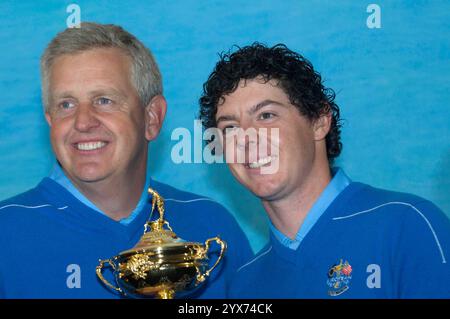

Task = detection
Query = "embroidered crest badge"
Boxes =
[327,259,352,296]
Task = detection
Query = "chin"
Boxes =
[251,188,282,201]
[71,167,109,183]
[231,166,280,196]
[242,179,283,201]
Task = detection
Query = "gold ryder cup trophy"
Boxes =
[96,188,227,299]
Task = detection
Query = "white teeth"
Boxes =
[249,156,272,169]
[76,141,106,151]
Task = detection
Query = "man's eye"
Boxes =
[60,101,75,109]
[259,112,276,120]
[96,97,113,105]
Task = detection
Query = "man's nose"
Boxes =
[74,104,100,132]
[235,124,258,149]
[236,133,257,150]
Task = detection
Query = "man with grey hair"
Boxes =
[0,22,252,298]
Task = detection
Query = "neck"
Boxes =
[70,166,147,221]
[262,161,331,240]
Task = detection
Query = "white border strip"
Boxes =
[0,204,68,211]
[238,246,273,272]
[164,198,217,204]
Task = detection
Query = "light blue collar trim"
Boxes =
[269,167,351,250]
[49,163,150,225]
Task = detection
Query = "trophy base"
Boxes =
[136,285,175,299]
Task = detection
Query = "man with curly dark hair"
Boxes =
[199,43,450,298]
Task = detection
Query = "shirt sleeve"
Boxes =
[396,200,450,298]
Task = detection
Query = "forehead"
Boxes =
[217,79,289,114]
[48,47,132,92]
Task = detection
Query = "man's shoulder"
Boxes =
[351,184,450,286]
[0,180,58,233]
[0,183,47,216]
[349,182,428,205]
[338,182,450,250]
[0,177,71,219]
[343,182,447,219]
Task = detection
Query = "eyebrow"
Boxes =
[216,114,238,124]
[88,89,127,99]
[247,99,285,115]
[51,91,75,100]
[54,87,126,98]
[216,99,286,125]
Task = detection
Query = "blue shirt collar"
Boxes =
[49,163,151,225]
[269,167,351,250]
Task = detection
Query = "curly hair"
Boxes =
[199,43,342,164]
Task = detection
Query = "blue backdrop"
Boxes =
[0,0,449,252]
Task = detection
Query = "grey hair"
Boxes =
[40,22,162,111]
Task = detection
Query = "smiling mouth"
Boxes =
[247,156,273,169]
[75,141,108,151]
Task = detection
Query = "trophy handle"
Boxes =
[96,259,123,294]
[197,236,227,283]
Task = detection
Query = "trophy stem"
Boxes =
[157,288,175,299]
[148,188,165,223]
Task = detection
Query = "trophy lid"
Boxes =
[118,189,206,258]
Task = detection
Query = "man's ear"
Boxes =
[45,112,52,127]
[313,111,332,141]
[144,95,167,141]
